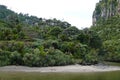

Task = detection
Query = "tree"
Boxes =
[77,31,89,44]
[48,26,62,37]
[6,14,19,27]
[77,29,102,49]
[10,51,22,65]
[62,26,79,37]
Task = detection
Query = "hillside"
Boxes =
[0,5,102,67]
[93,0,120,25]
[91,0,120,62]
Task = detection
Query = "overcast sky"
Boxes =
[0,0,99,29]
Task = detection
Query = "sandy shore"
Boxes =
[0,64,120,72]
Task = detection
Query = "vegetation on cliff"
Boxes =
[91,0,120,62]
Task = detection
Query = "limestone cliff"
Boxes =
[93,0,120,25]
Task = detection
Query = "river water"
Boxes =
[0,71,120,80]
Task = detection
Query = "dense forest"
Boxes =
[0,1,119,67]
[0,5,102,66]
[92,0,120,62]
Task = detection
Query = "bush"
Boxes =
[47,49,74,66]
[43,40,59,49]
[73,43,88,59]
[23,52,45,67]
[0,50,11,66]
[23,53,36,67]
[60,42,75,53]
[103,40,120,62]
[83,49,98,65]
[10,51,22,65]
[23,48,74,67]
[0,41,25,53]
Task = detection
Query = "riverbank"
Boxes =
[0,64,120,72]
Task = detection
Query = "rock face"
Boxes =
[93,0,120,25]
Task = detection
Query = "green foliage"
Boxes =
[48,26,62,37]
[62,27,80,36]
[43,40,59,49]
[10,51,22,65]
[84,49,98,65]
[60,42,75,53]
[77,29,102,49]
[73,43,88,59]
[91,0,120,63]
[0,41,25,53]
[23,49,74,67]
[93,0,119,24]
[0,4,102,67]
[103,40,120,62]
[46,49,74,66]
[23,53,37,67]
[0,49,11,66]
[62,27,80,40]
[39,46,47,55]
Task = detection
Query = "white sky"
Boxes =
[0,0,99,29]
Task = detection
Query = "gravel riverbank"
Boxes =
[0,64,120,72]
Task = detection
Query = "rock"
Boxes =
[93,0,120,26]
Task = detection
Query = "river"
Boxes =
[0,62,120,80]
[0,71,120,80]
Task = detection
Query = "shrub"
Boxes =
[0,49,11,66]
[73,43,88,59]
[47,49,74,66]
[23,53,36,67]
[83,49,98,65]
[10,51,22,65]
[23,53,45,67]
[43,40,59,49]
[103,40,120,62]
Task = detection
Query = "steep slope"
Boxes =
[93,0,120,25]
[0,5,102,66]
[91,0,120,62]
[0,5,15,20]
